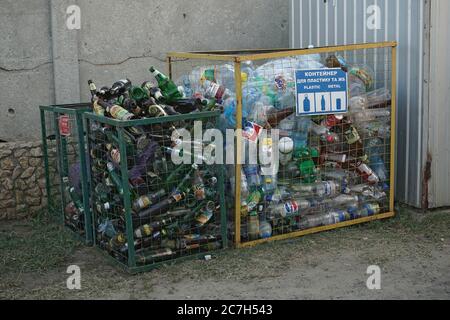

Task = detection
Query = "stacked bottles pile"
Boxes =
[174,54,391,242]
[63,166,85,234]
[89,66,222,122]
[87,68,225,266]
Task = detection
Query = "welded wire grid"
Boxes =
[41,107,90,239]
[86,114,226,268]
[169,45,394,245]
[42,109,63,218]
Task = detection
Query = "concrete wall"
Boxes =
[0,0,289,142]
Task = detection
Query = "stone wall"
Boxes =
[0,140,64,220]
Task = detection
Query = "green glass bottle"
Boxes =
[132,189,167,212]
[192,164,206,201]
[149,66,183,102]
[136,248,175,265]
[129,86,149,102]
[66,186,84,213]
[106,162,124,195]
[109,233,127,251]
[97,99,135,121]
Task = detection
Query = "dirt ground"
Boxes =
[1,206,449,300]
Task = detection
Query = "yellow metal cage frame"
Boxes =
[167,41,397,248]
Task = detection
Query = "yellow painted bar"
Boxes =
[390,45,398,212]
[168,42,397,62]
[234,61,243,246]
[237,212,396,249]
[167,52,236,61]
[235,42,398,62]
[178,48,313,55]
[166,56,172,79]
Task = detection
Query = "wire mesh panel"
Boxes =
[168,42,396,247]
[39,104,92,244]
[85,111,227,273]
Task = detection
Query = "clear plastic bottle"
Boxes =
[322,194,360,208]
[290,181,342,198]
[243,165,261,189]
[366,138,389,182]
[267,198,317,218]
[229,167,249,200]
[292,117,311,151]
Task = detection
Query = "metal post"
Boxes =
[53,112,66,224]
[390,44,398,213]
[233,60,243,247]
[117,127,136,268]
[76,111,93,244]
[40,108,52,212]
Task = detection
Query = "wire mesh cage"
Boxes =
[39,104,93,244]
[168,42,397,247]
[84,111,228,273]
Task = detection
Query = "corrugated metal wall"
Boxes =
[427,0,450,208]
[289,0,429,208]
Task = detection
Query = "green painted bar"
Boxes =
[117,128,137,268]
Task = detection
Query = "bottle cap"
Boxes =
[241,72,248,83]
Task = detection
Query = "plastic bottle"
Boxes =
[223,97,249,129]
[322,194,360,208]
[292,181,341,198]
[202,80,232,102]
[310,121,339,143]
[266,198,317,218]
[279,137,294,166]
[366,138,389,182]
[259,220,273,239]
[292,117,311,151]
[247,212,260,241]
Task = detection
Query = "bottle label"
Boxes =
[193,184,206,201]
[93,101,105,116]
[137,196,151,210]
[111,149,121,164]
[284,201,299,216]
[364,203,380,216]
[274,76,287,91]
[172,192,184,202]
[110,105,131,120]
[143,224,152,237]
[206,82,225,100]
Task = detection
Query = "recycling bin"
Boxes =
[84,110,228,273]
[40,103,93,244]
[167,41,397,248]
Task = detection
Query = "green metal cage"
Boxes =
[39,103,93,244]
[84,110,228,273]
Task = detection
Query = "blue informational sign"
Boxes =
[295,68,348,116]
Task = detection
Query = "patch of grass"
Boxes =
[0,211,81,274]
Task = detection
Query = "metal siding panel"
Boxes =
[290,0,434,208]
[429,0,450,208]
[406,0,422,205]
[289,0,300,48]
[302,0,311,47]
[340,0,347,45]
